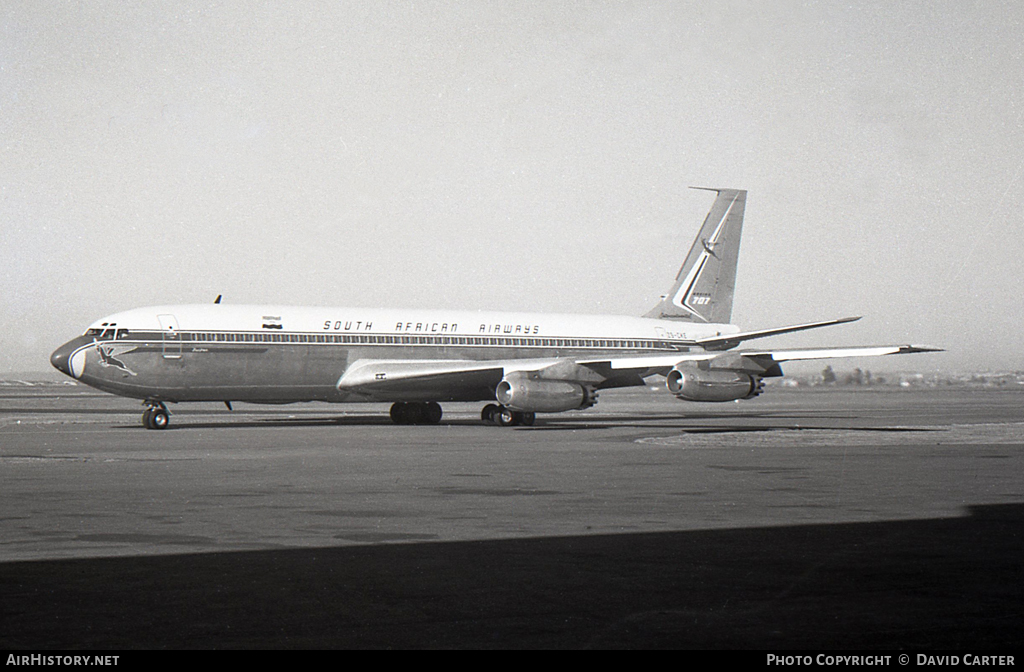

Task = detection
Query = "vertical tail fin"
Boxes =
[645,187,746,323]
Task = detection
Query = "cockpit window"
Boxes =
[86,328,103,336]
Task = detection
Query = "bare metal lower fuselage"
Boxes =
[51,332,661,405]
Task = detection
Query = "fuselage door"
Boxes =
[157,314,182,359]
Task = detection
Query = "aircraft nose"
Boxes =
[51,337,88,378]
[50,342,74,377]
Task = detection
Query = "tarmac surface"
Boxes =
[1,384,1022,648]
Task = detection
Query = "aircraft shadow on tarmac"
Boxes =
[116,415,945,433]
[80,405,941,431]
[2,502,1020,649]
[113,413,399,429]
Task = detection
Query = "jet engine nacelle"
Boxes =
[666,364,764,402]
[495,375,597,413]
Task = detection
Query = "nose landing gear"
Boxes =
[142,402,170,430]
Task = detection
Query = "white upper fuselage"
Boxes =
[87,304,741,344]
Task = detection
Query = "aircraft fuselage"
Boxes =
[50,304,736,405]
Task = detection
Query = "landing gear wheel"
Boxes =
[481,404,500,424]
[150,409,169,430]
[391,402,443,425]
[142,403,170,430]
[423,401,443,425]
[390,402,409,424]
[495,407,518,427]
[519,411,536,426]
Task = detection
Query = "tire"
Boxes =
[405,403,425,424]
[390,402,408,424]
[150,409,169,430]
[423,402,443,425]
[519,411,536,426]
[142,408,155,429]
[481,404,500,423]
[495,407,518,427]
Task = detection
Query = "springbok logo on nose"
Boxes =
[97,345,138,377]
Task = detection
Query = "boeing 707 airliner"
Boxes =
[50,188,939,429]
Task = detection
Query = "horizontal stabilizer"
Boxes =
[697,316,862,350]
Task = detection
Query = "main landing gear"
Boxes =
[481,404,535,427]
[142,402,170,430]
[390,401,443,425]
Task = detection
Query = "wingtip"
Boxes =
[900,345,945,354]
[688,186,746,193]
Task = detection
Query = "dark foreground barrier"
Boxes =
[1,503,1021,649]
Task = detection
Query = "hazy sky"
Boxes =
[3,1,1022,374]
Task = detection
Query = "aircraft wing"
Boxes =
[337,344,941,401]
[738,344,944,362]
[336,357,594,401]
[589,344,943,377]
[336,354,666,399]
